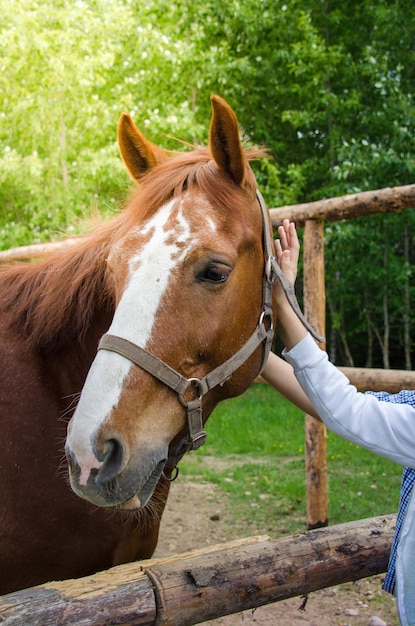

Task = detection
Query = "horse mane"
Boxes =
[0,145,266,354]
[0,226,117,353]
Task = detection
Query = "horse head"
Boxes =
[65,96,275,511]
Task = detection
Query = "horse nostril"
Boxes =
[96,436,127,485]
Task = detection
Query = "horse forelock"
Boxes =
[121,145,265,229]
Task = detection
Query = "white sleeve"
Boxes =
[283,333,415,469]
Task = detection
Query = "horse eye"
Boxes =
[200,264,231,284]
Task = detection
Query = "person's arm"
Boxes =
[284,334,415,468]
[273,219,415,469]
[261,352,320,418]
[262,218,318,417]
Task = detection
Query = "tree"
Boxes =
[0,0,204,246]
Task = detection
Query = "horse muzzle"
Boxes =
[65,439,167,510]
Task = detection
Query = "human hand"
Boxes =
[273,219,308,349]
[274,219,300,286]
[273,219,324,346]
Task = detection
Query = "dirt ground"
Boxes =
[154,478,399,626]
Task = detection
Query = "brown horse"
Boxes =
[0,96,275,595]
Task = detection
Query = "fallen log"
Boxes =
[0,515,395,626]
[270,183,415,227]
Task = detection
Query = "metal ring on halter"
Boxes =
[178,377,204,406]
[259,310,274,332]
[164,465,179,482]
[265,256,277,284]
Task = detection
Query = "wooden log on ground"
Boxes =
[0,516,395,626]
[270,183,415,227]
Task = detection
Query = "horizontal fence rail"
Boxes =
[270,183,415,227]
[0,515,395,626]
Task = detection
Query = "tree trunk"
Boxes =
[365,292,374,368]
[327,299,354,366]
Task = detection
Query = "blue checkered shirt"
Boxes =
[366,390,415,595]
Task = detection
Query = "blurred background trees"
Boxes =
[1,0,414,368]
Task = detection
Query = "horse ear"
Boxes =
[209,95,246,186]
[117,113,168,183]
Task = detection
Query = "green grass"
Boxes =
[179,384,402,538]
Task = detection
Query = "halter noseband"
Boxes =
[97,189,323,475]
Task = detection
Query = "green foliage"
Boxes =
[198,384,305,456]
[325,211,415,367]
[1,0,415,365]
[0,0,133,244]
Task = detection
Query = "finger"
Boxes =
[288,222,300,252]
[279,248,291,272]
[288,221,299,245]
[277,224,289,251]
[274,238,283,262]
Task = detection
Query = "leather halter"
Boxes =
[97,189,324,474]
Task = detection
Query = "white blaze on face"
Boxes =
[67,199,192,482]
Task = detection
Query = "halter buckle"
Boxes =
[178,380,207,452]
[190,431,207,450]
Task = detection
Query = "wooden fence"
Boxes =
[0,515,395,626]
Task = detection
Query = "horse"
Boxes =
[0,95,277,595]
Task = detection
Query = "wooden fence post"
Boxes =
[303,219,328,529]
